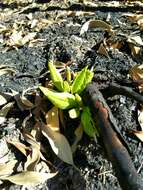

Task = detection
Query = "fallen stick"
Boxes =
[84,82,143,190]
[103,82,143,104]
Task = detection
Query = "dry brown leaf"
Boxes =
[22,32,37,45]
[22,123,42,171]
[0,24,8,33]
[14,92,34,111]
[24,146,40,171]
[0,152,9,164]
[132,130,143,142]
[20,95,34,108]
[46,106,60,132]
[22,130,40,149]
[7,30,36,48]
[22,113,32,129]
[0,102,14,124]
[0,92,12,106]
[128,43,141,57]
[34,19,65,33]
[97,43,109,58]
[8,30,23,47]
[0,95,7,106]
[106,37,124,51]
[127,35,143,46]
[39,152,53,169]
[129,64,143,92]
[71,123,83,153]
[0,160,17,176]
[42,123,74,165]
[129,64,143,81]
[124,13,143,30]
[80,20,113,35]
[0,171,57,185]
[138,106,143,131]
[0,67,16,76]
[30,122,41,142]
[7,140,30,156]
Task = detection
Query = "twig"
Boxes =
[103,82,143,104]
[84,82,143,190]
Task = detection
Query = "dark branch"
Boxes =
[103,82,143,104]
[84,83,143,190]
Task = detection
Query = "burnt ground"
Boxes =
[0,0,143,190]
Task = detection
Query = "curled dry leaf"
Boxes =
[20,95,34,108]
[127,35,143,46]
[97,43,109,58]
[13,88,34,111]
[0,92,12,106]
[7,140,30,157]
[0,67,16,76]
[42,123,74,165]
[7,30,37,48]
[30,122,41,142]
[0,160,17,176]
[127,35,143,58]
[128,44,141,57]
[138,106,143,131]
[24,146,40,171]
[0,95,7,106]
[22,113,32,129]
[129,64,143,92]
[0,102,14,124]
[22,130,40,149]
[80,20,113,35]
[124,13,143,30]
[46,106,60,132]
[131,130,143,142]
[22,126,42,171]
[14,94,34,111]
[0,171,57,186]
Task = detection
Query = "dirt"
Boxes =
[0,1,143,190]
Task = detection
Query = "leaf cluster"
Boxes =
[39,60,98,137]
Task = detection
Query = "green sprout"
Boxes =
[39,60,98,138]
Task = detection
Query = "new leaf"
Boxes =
[39,86,77,109]
[48,60,64,91]
[81,106,98,137]
[71,67,93,94]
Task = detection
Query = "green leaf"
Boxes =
[63,81,71,92]
[75,93,83,107]
[66,66,71,84]
[68,108,80,119]
[39,86,77,109]
[48,60,64,91]
[81,106,98,137]
[71,67,93,94]
[85,69,94,87]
